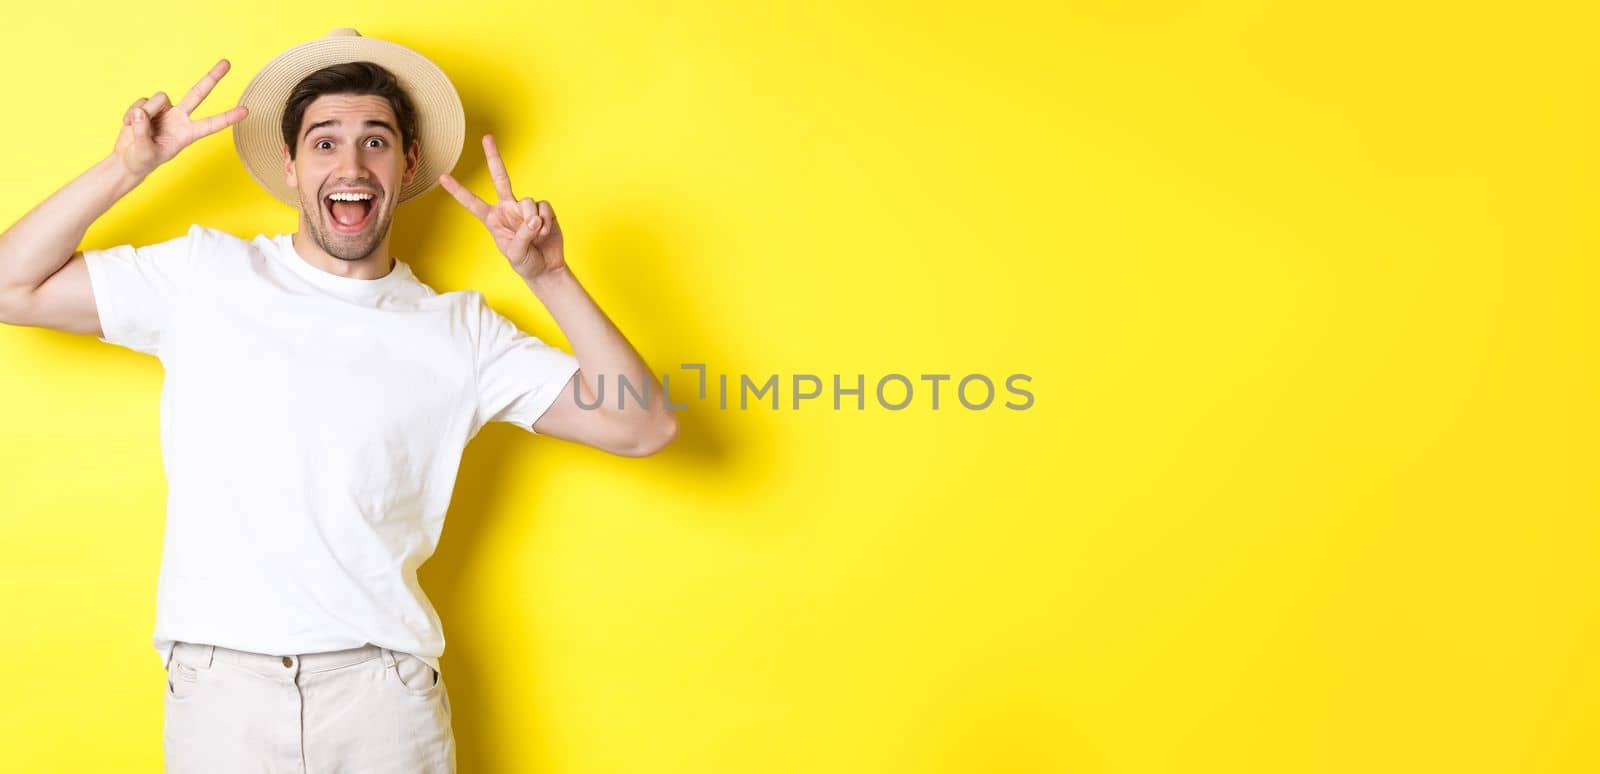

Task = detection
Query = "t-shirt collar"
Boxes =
[275,233,412,297]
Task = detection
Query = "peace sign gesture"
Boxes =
[113,59,249,179]
[438,134,566,281]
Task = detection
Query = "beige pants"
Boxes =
[163,640,455,772]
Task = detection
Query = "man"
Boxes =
[0,29,677,772]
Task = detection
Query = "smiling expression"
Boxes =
[281,93,421,263]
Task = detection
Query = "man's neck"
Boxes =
[290,229,395,280]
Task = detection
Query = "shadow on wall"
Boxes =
[406,71,757,771]
[417,206,751,771]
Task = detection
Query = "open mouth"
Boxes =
[324,191,377,234]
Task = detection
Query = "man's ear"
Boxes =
[401,139,421,188]
[282,145,297,189]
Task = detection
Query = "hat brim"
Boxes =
[233,34,464,209]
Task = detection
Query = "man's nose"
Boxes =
[332,144,370,181]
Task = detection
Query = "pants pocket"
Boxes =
[165,642,209,702]
[391,651,444,699]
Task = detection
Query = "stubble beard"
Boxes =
[302,192,391,263]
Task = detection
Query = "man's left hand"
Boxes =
[438,134,566,281]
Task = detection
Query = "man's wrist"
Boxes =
[97,153,150,198]
[524,264,575,298]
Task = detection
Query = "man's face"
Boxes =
[282,93,420,262]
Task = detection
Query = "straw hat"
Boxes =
[232,28,465,208]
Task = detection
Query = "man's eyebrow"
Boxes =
[302,119,399,141]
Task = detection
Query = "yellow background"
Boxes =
[1,1,1595,771]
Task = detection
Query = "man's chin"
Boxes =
[314,218,387,261]
[314,232,373,262]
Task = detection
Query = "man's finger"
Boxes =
[535,201,557,236]
[130,105,151,139]
[191,106,249,138]
[125,99,144,126]
[438,173,491,220]
[482,134,516,202]
[508,217,536,259]
[142,92,172,119]
[177,59,231,117]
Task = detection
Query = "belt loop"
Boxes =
[200,644,215,669]
[379,647,397,671]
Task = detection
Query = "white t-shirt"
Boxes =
[83,225,580,674]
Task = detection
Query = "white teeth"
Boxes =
[327,192,374,201]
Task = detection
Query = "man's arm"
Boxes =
[0,59,246,333]
[439,134,678,457]
[0,154,148,334]
[524,266,679,457]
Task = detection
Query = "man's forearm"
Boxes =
[0,153,148,297]
[526,266,677,434]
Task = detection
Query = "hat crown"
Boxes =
[327,27,361,38]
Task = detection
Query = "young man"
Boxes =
[0,29,676,772]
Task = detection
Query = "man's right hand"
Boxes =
[113,58,249,179]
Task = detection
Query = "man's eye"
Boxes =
[366,138,385,148]
[315,140,332,150]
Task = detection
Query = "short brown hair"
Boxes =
[281,61,419,160]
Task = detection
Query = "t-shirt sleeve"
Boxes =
[81,224,201,357]
[471,291,581,435]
